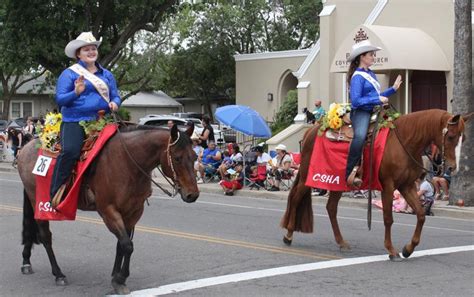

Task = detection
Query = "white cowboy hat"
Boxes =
[64,32,102,59]
[275,144,287,151]
[347,40,382,62]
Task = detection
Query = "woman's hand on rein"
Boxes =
[379,96,389,104]
[393,75,403,91]
[75,75,86,95]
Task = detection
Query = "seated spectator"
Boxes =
[432,169,451,201]
[191,133,204,183]
[267,144,295,191]
[416,172,435,215]
[219,162,244,196]
[197,140,222,182]
[218,143,243,179]
[253,145,271,166]
[222,150,232,166]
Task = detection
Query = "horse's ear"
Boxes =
[448,114,461,125]
[171,124,179,142]
[462,112,473,123]
[185,122,194,138]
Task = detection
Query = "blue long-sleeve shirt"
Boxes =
[349,67,396,111]
[55,60,121,122]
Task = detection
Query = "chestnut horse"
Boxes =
[17,123,199,294]
[281,109,471,260]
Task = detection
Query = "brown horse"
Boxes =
[281,109,471,260]
[17,123,199,294]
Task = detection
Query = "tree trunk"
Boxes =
[0,93,12,120]
[450,0,473,206]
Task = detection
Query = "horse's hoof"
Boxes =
[339,243,352,252]
[55,276,68,286]
[21,264,34,275]
[283,235,292,246]
[402,246,413,258]
[389,254,403,262]
[112,281,130,295]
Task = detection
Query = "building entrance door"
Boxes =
[411,70,447,112]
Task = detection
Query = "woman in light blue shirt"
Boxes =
[345,40,402,187]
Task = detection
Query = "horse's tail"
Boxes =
[22,189,40,245]
[280,125,317,233]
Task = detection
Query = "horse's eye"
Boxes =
[174,157,181,162]
[447,135,456,142]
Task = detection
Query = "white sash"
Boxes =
[69,63,110,103]
[352,70,381,95]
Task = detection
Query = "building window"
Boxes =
[10,101,34,119]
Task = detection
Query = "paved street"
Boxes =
[1,170,473,296]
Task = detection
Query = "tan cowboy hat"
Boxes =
[65,32,102,59]
[347,40,382,62]
[191,132,200,141]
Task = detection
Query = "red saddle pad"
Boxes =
[305,127,390,192]
[34,124,117,220]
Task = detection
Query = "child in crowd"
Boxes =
[219,162,244,196]
[416,172,435,216]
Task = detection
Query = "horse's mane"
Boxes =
[118,124,191,148]
[393,109,451,148]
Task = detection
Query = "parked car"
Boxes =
[0,120,8,133]
[172,112,203,120]
[137,115,225,144]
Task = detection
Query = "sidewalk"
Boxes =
[2,161,473,220]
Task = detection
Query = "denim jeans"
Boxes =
[50,122,85,199]
[345,109,372,180]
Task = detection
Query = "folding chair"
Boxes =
[247,164,268,190]
[203,163,221,183]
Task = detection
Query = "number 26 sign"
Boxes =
[32,155,53,176]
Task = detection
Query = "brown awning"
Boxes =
[330,25,450,73]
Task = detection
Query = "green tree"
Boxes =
[160,0,321,118]
[270,89,298,135]
[0,0,178,119]
[161,42,235,118]
[450,0,473,206]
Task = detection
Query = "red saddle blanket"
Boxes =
[34,124,118,221]
[305,127,390,192]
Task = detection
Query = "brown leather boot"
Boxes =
[51,183,67,208]
[347,166,362,188]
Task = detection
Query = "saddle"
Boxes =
[325,110,384,143]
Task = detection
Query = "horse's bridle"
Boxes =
[163,132,180,196]
[393,118,459,175]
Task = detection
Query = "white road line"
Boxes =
[124,245,474,296]
[152,196,474,234]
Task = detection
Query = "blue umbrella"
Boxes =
[215,105,271,138]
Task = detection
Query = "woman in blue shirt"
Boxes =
[50,32,121,202]
[345,40,402,187]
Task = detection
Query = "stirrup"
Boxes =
[347,167,362,188]
[51,183,67,208]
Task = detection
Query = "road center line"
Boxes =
[124,245,474,297]
[152,196,474,234]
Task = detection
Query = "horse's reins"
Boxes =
[111,112,177,198]
[366,107,383,231]
[389,103,452,176]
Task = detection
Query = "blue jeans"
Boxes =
[50,122,85,199]
[345,109,371,180]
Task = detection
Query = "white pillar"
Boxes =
[405,69,409,114]
[342,73,347,103]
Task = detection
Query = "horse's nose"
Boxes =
[184,192,199,203]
